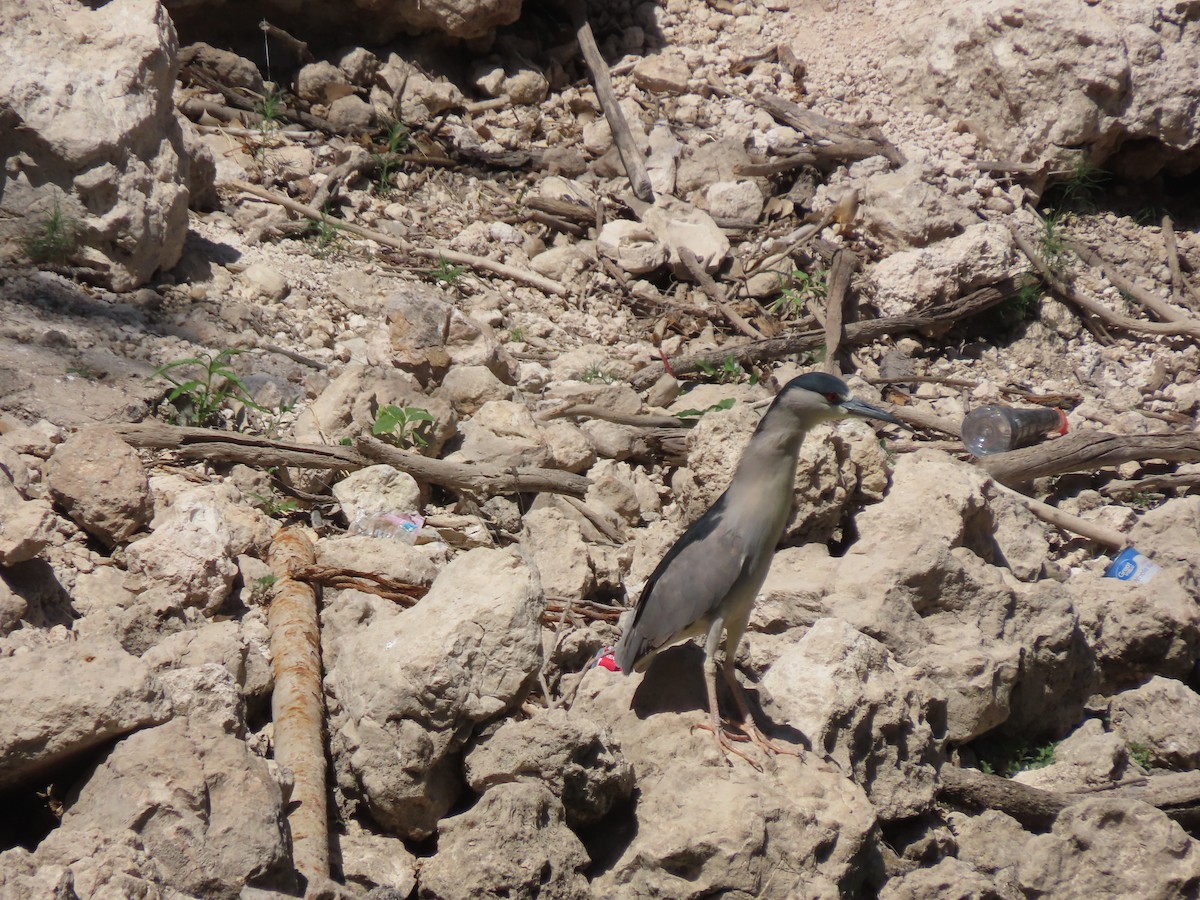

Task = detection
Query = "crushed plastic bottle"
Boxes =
[1104,546,1159,584]
[348,511,425,543]
[961,405,1068,456]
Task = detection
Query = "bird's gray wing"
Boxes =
[615,497,754,672]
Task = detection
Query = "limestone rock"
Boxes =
[0,0,190,290]
[45,429,151,546]
[62,716,292,898]
[316,534,440,587]
[0,476,57,567]
[889,0,1200,178]
[419,782,590,900]
[451,399,551,468]
[573,667,877,895]
[0,637,170,790]
[338,824,418,895]
[762,618,944,820]
[439,364,511,416]
[333,464,422,527]
[1109,676,1200,769]
[596,220,667,275]
[465,708,634,827]
[633,51,690,94]
[641,196,731,276]
[868,221,1021,316]
[523,506,594,602]
[324,548,543,838]
[854,162,979,254]
[386,284,511,383]
[295,60,354,104]
[1018,798,1200,897]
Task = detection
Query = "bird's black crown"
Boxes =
[781,372,849,400]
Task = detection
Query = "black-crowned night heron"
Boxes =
[614,372,906,765]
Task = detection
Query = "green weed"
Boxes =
[675,397,735,419]
[429,255,466,286]
[767,269,827,319]
[23,198,80,264]
[154,348,268,427]
[372,405,435,449]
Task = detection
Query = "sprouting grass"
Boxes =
[23,198,80,264]
[428,255,466,286]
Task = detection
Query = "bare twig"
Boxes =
[1066,238,1190,324]
[754,93,905,167]
[229,180,567,297]
[267,527,329,882]
[990,481,1129,548]
[259,19,315,63]
[822,248,858,375]
[568,1,654,201]
[678,247,764,340]
[1162,215,1186,301]
[630,279,1018,390]
[1010,223,1200,342]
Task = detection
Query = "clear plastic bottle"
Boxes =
[961,405,1068,456]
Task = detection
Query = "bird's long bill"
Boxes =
[840,395,910,429]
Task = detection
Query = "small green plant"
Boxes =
[508,326,525,343]
[695,355,751,385]
[249,491,301,518]
[373,405,435,449]
[307,215,343,257]
[1047,159,1108,213]
[382,120,411,155]
[675,397,736,419]
[154,348,268,427]
[973,735,1058,777]
[255,86,286,130]
[1039,212,1070,276]
[23,198,80,264]
[580,364,617,384]
[1128,742,1153,770]
[428,255,466,286]
[767,269,827,319]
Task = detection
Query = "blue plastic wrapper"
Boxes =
[1104,546,1160,584]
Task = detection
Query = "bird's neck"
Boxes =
[722,405,811,532]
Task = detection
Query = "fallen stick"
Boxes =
[939,764,1200,831]
[679,246,764,340]
[569,1,654,201]
[109,422,591,498]
[267,527,329,883]
[229,180,569,297]
[1066,238,1190,324]
[755,93,906,167]
[977,429,1200,484]
[822,248,858,375]
[630,279,1016,390]
[1162,215,1186,302]
[1101,472,1200,496]
[1010,223,1200,342]
[990,481,1129,548]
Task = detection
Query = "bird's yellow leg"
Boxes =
[720,655,800,758]
[691,617,762,769]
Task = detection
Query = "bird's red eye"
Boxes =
[824,392,841,404]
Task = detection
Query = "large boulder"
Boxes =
[888,0,1200,178]
[325,547,543,839]
[0,0,192,289]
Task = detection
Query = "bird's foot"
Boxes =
[739,719,802,759]
[692,720,763,770]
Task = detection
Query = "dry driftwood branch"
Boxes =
[229,180,569,297]
[755,93,905,167]
[536,402,687,429]
[990,481,1129,548]
[358,435,591,497]
[631,279,1015,390]
[259,19,314,62]
[1066,238,1192,324]
[679,246,764,340]
[1010,223,1200,342]
[568,1,654,202]
[110,422,591,498]
[939,764,1200,831]
[978,429,1200,484]
[1102,472,1200,496]
[822,248,858,375]
[267,527,329,882]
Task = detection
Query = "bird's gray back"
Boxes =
[614,496,757,672]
